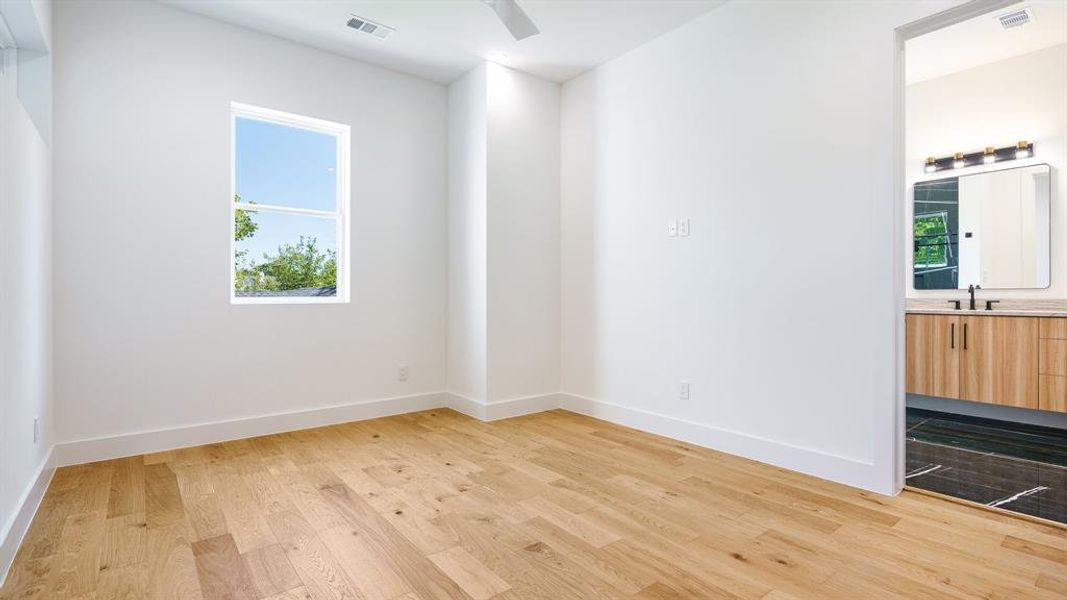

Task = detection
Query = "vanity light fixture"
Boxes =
[1016,140,1032,159]
[921,141,1034,174]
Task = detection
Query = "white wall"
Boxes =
[447,63,560,409]
[561,0,962,494]
[447,64,488,403]
[53,0,448,445]
[907,43,1067,297]
[0,0,53,582]
[486,64,560,403]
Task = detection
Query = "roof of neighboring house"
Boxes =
[235,286,337,298]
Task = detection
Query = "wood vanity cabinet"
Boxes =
[905,314,1041,410]
[958,316,1039,409]
[905,314,960,399]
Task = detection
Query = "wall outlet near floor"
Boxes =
[33,416,39,444]
[398,365,409,382]
[667,220,678,237]
[679,381,690,401]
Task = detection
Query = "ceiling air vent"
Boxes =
[347,15,395,39]
[995,6,1034,30]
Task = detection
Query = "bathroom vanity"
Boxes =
[907,162,1064,414]
[905,309,1067,413]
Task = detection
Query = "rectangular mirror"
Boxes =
[913,164,1051,290]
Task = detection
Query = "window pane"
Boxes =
[235,117,338,212]
[234,209,338,297]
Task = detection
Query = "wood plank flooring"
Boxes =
[2,409,1065,599]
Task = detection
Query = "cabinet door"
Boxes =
[960,316,1039,409]
[906,314,960,398]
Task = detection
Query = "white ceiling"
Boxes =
[162,0,725,84]
[906,1,1067,85]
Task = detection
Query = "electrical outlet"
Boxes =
[679,381,690,401]
[667,220,678,237]
[398,365,409,382]
[679,218,690,237]
[33,417,39,444]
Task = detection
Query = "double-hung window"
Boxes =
[231,103,350,303]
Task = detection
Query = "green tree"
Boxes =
[234,195,260,290]
[234,194,259,242]
[256,236,337,291]
[233,194,337,293]
[249,233,332,290]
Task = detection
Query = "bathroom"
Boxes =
[904,1,1067,524]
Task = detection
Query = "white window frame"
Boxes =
[230,102,351,305]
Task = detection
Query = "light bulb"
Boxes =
[983,147,996,164]
[1015,141,1031,159]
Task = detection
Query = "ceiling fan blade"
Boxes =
[486,0,540,41]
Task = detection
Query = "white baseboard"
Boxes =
[54,390,562,469]
[484,392,563,420]
[42,385,889,491]
[54,391,451,467]
[445,392,562,421]
[446,392,489,420]
[43,389,882,519]
[558,393,883,493]
[0,448,55,589]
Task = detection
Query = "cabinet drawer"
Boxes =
[1040,375,1067,413]
[1040,318,1067,339]
[1039,339,1067,375]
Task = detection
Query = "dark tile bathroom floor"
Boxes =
[905,408,1067,525]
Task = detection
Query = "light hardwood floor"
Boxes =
[1,409,1065,599]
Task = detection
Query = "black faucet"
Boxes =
[968,284,981,311]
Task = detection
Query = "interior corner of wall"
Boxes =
[446,390,488,420]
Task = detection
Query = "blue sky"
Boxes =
[235,117,338,261]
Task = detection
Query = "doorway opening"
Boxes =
[898,0,1067,525]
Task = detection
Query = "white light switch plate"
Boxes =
[679,218,690,237]
[667,220,678,237]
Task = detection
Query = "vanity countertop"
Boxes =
[906,298,1067,318]
[905,308,1067,317]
